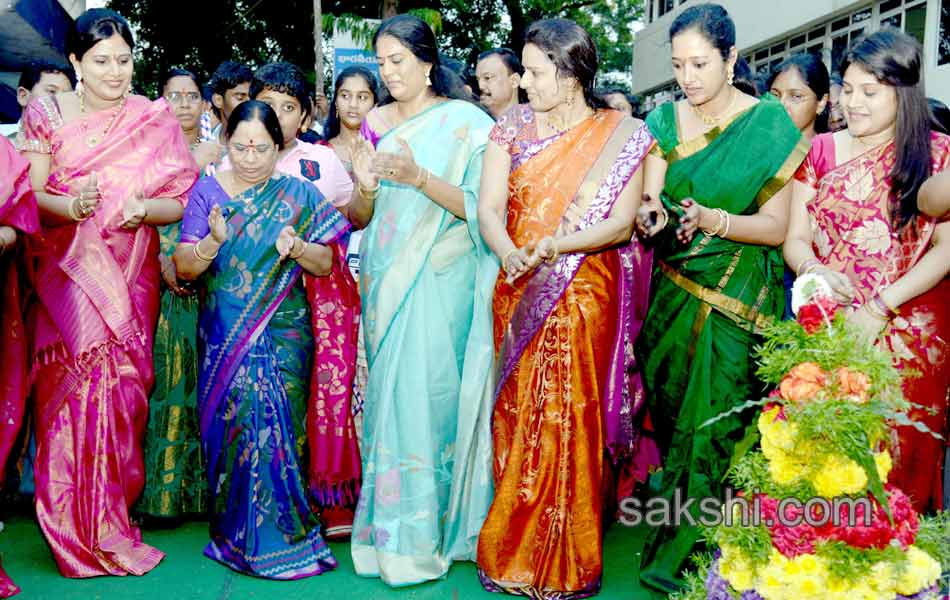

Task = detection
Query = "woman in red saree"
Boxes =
[476,19,655,598]
[786,30,950,513]
[0,136,40,598]
[17,9,198,577]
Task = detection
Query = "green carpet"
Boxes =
[0,515,668,599]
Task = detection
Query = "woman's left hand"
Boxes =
[121,192,148,229]
[676,198,702,244]
[275,226,301,260]
[847,304,888,341]
[372,138,421,186]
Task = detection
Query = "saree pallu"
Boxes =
[303,240,362,538]
[17,95,198,578]
[353,100,497,586]
[476,110,654,598]
[638,97,808,593]
[182,174,348,579]
[0,136,39,600]
[137,222,207,519]
[796,131,950,512]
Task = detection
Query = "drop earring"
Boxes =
[727,69,734,87]
[426,70,432,86]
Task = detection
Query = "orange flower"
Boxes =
[779,362,827,403]
[836,367,870,402]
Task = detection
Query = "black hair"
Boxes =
[209,60,253,97]
[69,8,135,61]
[373,14,473,104]
[768,53,831,133]
[841,29,931,229]
[18,61,76,91]
[731,57,758,97]
[250,62,312,121]
[224,100,284,150]
[201,83,213,102]
[523,18,606,110]
[323,66,379,141]
[478,48,525,76]
[160,68,199,94]
[669,3,735,60]
[929,98,950,135]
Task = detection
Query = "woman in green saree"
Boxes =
[346,15,497,587]
[634,4,809,593]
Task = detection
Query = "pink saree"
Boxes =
[0,136,40,598]
[796,131,950,512]
[17,95,198,577]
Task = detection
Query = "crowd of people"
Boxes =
[0,3,948,599]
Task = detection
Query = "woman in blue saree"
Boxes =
[346,15,498,586]
[174,101,347,579]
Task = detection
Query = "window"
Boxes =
[941,0,950,65]
[903,4,926,45]
[658,0,674,17]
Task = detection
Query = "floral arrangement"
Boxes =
[671,275,949,600]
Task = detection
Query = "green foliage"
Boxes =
[915,512,950,571]
[713,522,774,567]
[669,552,716,600]
[815,540,908,582]
[727,451,816,503]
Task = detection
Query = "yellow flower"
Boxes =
[895,546,942,595]
[874,450,892,484]
[811,454,867,496]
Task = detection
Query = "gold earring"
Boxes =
[727,69,734,86]
[426,71,432,86]
[123,84,132,98]
[567,93,575,109]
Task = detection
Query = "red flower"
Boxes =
[797,297,840,334]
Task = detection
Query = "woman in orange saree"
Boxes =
[0,136,40,599]
[476,19,655,598]
[17,9,198,578]
[786,30,950,513]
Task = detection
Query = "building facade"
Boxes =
[633,0,950,111]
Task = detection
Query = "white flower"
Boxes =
[791,273,834,315]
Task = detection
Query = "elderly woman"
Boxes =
[174,100,347,579]
[17,8,198,578]
[347,13,497,587]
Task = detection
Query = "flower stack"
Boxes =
[682,276,948,600]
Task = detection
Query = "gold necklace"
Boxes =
[546,107,594,134]
[690,86,736,128]
[79,90,126,148]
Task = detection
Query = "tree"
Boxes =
[107,0,641,96]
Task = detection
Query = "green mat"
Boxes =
[0,516,666,599]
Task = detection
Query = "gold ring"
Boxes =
[388,169,396,176]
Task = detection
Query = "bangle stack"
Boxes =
[867,293,898,321]
[413,167,431,190]
[67,196,89,222]
[797,258,823,277]
[542,237,560,264]
[501,248,518,272]
[359,182,380,201]
[193,238,218,262]
[700,208,730,238]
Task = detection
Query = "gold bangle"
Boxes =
[721,211,731,238]
[700,208,725,237]
[797,258,820,277]
[289,238,307,260]
[655,207,670,231]
[501,248,518,271]
[542,237,559,264]
[67,196,86,221]
[876,292,899,316]
[194,238,218,261]
[359,182,380,200]
[865,300,889,321]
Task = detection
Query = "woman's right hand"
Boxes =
[503,247,534,284]
[192,141,223,169]
[72,173,101,220]
[160,253,194,296]
[814,266,856,303]
[352,138,379,192]
[208,205,228,243]
[635,193,666,238]
[0,226,16,255]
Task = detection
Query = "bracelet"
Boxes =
[865,298,890,321]
[67,196,86,222]
[872,293,899,319]
[656,207,670,231]
[289,238,307,260]
[700,208,727,237]
[193,238,218,261]
[721,210,731,238]
[413,167,428,189]
[359,182,380,200]
[797,258,822,277]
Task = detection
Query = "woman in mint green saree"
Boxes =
[346,15,497,586]
[634,5,808,593]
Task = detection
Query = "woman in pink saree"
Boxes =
[786,30,950,513]
[17,9,198,578]
[0,136,40,598]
